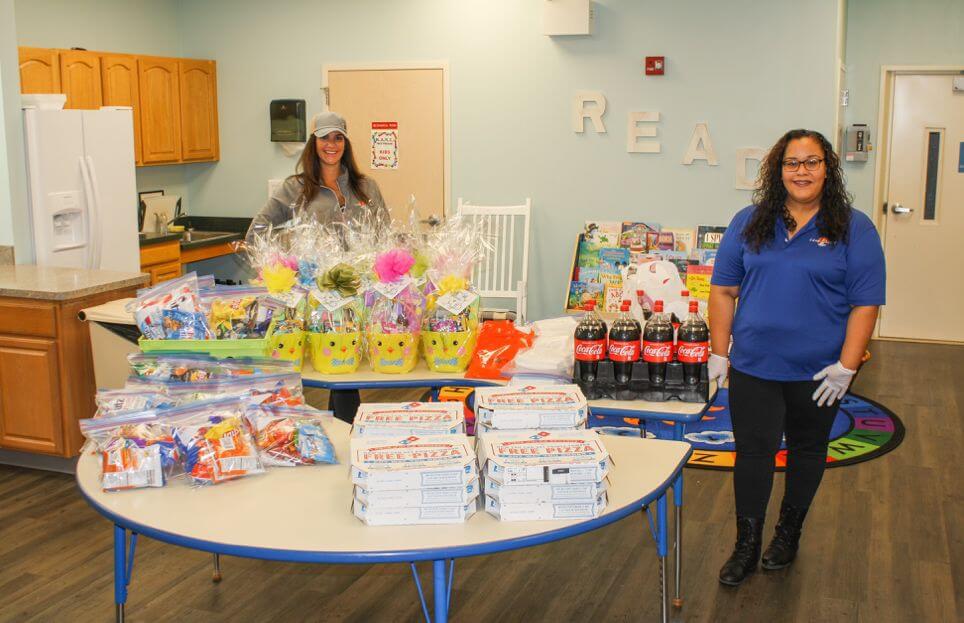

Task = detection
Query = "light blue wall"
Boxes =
[175,0,840,320]
[843,0,964,218]
[13,0,194,213]
[11,0,847,318]
[0,0,29,255]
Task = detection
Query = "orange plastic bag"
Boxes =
[464,320,534,380]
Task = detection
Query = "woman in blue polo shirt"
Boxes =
[708,129,885,586]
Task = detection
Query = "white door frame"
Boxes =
[321,61,452,217]
[872,65,964,343]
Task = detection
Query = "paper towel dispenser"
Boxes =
[270,99,306,142]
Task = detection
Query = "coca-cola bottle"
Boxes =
[671,289,690,359]
[677,300,709,386]
[635,289,652,320]
[643,300,673,386]
[574,300,606,389]
[608,301,640,386]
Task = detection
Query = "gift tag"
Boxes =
[437,290,478,315]
[372,277,410,301]
[315,288,354,312]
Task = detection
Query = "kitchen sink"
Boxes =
[181,230,233,242]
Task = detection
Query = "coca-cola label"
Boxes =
[574,339,606,361]
[608,340,640,362]
[642,341,673,363]
[677,341,709,363]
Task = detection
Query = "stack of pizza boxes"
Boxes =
[350,402,479,525]
[473,385,611,521]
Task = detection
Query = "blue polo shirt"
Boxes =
[711,205,886,381]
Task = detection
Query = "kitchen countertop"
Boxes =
[0,265,148,301]
[138,231,182,246]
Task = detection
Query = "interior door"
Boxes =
[880,74,964,342]
[327,67,445,223]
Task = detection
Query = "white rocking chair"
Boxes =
[456,198,531,324]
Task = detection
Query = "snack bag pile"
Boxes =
[80,411,181,491]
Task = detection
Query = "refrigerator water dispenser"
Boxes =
[49,191,87,251]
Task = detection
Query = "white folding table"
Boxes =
[76,419,691,622]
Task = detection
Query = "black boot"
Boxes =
[718,516,763,586]
[762,504,808,570]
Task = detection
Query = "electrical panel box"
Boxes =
[845,124,870,162]
[270,99,306,142]
[543,0,593,36]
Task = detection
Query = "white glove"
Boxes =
[812,361,856,407]
[708,353,729,387]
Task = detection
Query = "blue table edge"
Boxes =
[77,446,692,565]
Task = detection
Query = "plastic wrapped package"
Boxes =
[127,354,221,382]
[131,272,211,340]
[363,242,425,373]
[307,268,364,374]
[94,388,174,418]
[79,411,181,491]
[420,216,488,372]
[165,372,304,407]
[264,288,308,370]
[165,398,264,486]
[245,404,337,467]
[217,357,296,376]
[199,286,273,340]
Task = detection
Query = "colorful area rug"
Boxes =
[589,388,904,470]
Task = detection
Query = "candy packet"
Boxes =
[79,410,182,491]
[164,372,304,407]
[165,397,264,486]
[245,404,338,467]
[132,272,212,340]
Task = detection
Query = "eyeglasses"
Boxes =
[782,157,825,171]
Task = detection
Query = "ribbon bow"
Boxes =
[437,274,468,295]
[319,263,361,297]
[262,263,298,293]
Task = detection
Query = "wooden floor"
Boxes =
[0,340,959,622]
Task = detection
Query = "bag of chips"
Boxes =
[127,353,221,382]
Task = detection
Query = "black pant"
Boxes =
[328,389,361,424]
[729,368,840,518]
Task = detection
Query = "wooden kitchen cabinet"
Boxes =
[179,59,219,162]
[101,54,143,164]
[18,46,218,166]
[138,56,182,164]
[59,50,102,109]
[18,47,61,94]
[0,335,64,454]
[140,240,182,285]
[0,287,140,457]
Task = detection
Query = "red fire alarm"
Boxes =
[645,56,665,76]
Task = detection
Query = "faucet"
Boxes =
[154,212,179,234]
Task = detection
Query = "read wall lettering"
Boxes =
[574,93,764,190]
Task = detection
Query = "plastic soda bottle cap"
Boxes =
[689,300,699,312]
[653,300,664,312]
[681,290,689,297]
[636,290,644,296]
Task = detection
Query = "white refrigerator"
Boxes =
[22,107,140,272]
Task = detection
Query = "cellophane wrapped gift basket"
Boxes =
[420,217,488,373]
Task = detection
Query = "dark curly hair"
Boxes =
[743,129,852,252]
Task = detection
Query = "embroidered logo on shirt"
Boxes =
[810,236,831,247]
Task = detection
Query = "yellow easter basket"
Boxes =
[367,331,419,374]
[421,328,477,373]
[308,331,363,374]
[266,329,306,371]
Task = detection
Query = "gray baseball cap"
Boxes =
[310,111,347,138]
